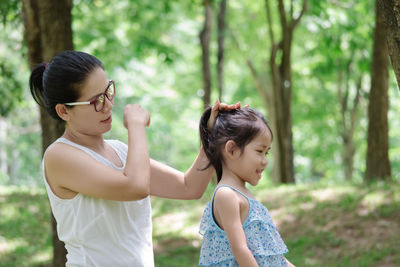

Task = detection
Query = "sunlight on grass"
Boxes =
[0,183,398,266]
[30,248,52,265]
[0,186,51,266]
[362,191,386,205]
[153,208,202,237]
[0,237,28,254]
[0,204,18,219]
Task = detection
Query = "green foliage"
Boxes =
[72,0,184,69]
[0,17,25,117]
[0,0,400,186]
[0,0,20,25]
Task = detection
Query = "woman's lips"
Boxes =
[101,115,112,123]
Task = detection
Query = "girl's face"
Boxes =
[65,67,114,135]
[232,126,272,186]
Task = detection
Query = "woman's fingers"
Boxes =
[207,100,245,131]
[208,100,220,131]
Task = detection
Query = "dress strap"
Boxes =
[213,184,250,201]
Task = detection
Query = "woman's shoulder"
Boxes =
[106,139,127,150]
[44,139,96,169]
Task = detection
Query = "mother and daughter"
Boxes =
[29,50,293,266]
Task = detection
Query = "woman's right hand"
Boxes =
[123,104,150,129]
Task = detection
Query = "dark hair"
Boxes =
[29,50,104,120]
[199,107,272,182]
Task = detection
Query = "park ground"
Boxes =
[0,180,399,266]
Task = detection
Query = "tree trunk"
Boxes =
[377,0,400,89]
[365,1,391,181]
[338,59,362,181]
[342,131,355,181]
[217,0,226,100]
[200,0,212,109]
[264,0,307,183]
[0,118,7,179]
[230,17,280,183]
[23,0,73,265]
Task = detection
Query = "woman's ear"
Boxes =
[224,140,239,159]
[55,104,70,122]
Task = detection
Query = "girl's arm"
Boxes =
[286,258,296,267]
[214,187,258,267]
[149,147,214,199]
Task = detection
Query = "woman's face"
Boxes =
[65,67,114,136]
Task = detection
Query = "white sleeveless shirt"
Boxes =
[43,138,154,267]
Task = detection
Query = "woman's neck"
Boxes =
[62,128,106,153]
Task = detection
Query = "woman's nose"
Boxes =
[103,97,113,112]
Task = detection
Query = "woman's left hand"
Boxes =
[207,100,242,131]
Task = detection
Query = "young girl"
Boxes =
[198,107,294,267]
[29,50,240,266]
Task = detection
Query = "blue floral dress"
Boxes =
[199,185,289,266]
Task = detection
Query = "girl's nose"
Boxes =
[262,156,268,166]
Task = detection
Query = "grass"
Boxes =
[0,181,399,267]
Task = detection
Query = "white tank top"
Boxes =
[43,137,154,267]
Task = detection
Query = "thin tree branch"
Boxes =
[278,0,288,31]
[290,0,308,30]
[265,0,276,45]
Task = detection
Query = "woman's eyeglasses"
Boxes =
[64,80,115,112]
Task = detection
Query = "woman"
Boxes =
[29,50,240,266]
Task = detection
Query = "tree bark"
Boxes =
[365,1,391,181]
[23,0,73,265]
[200,0,212,109]
[217,0,226,100]
[377,0,400,89]
[229,19,280,182]
[0,118,7,178]
[264,0,307,183]
[337,57,362,181]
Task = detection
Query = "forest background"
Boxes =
[0,0,399,266]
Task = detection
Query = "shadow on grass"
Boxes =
[1,182,399,267]
[154,233,201,267]
[265,183,400,267]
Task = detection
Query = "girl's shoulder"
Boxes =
[214,184,253,201]
[214,185,245,204]
[213,185,251,223]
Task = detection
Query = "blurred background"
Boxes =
[0,0,399,266]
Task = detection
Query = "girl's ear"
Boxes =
[224,140,239,159]
[55,104,70,122]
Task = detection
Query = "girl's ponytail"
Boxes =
[199,106,212,157]
[29,63,47,108]
[199,106,223,181]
